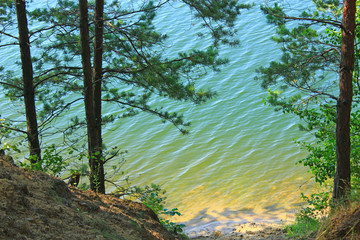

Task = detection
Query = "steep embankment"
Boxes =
[316,205,360,240]
[0,157,178,240]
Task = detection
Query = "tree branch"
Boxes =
[0,81,22,90]
[39,97,84,129]
[0,125,27,134]
[102,98,188,134]
[262,2,342,28]
[0,30,18,40]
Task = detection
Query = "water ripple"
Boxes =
[0,0,317,230]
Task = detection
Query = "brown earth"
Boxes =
[316,205,360,240]
[0,158,181,240]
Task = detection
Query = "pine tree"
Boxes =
[78,0,105,193]
[258,0,357,202]
[0,1,81,161]
[27,0,250,192]
[0,0,41,162]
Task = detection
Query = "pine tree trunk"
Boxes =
[333,0,356,202]
[92,0,105,193]
[15,0,41,163]
[79,0,105,193]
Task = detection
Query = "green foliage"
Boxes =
[182,0,252,46]
[136,184,166,215]
[141,185,186,236]
[299,191,331,218]
[118,184,187,236]
[0,118,23,154]
[258,0,360,219]
[20,145,67,176]
[161,208,186,236]
[265,88,360,191]
[285,215,320,240]
[0,0,14,27]
[257,0,341,96]
[260,3,287,25]
[21,0,249,135]
[1,1,250,194]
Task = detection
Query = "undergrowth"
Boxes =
[285,215,320,239]
[114,183,188,238]
[134,184,188,238]
[286,189,360,239]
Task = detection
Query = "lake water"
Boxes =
[0,0,318,234]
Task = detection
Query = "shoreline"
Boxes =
[182,212,296,238]
[188,222,288,240]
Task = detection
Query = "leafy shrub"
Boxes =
[140,185,186,236]
[299,191,330,218]
[20,144,67,176]
[116,183,187,237]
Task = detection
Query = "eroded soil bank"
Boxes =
[0,158,180,240]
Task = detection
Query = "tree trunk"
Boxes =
[15,0,41,163]
[79,0,105,193]
[92,0,105,193]
[333,0,356,202]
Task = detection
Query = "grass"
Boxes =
[285,215,320,240]
[316,201,360,240]
[285,197,360,240]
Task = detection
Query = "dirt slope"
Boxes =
[0,158,178,240]
[316,205,360,240]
